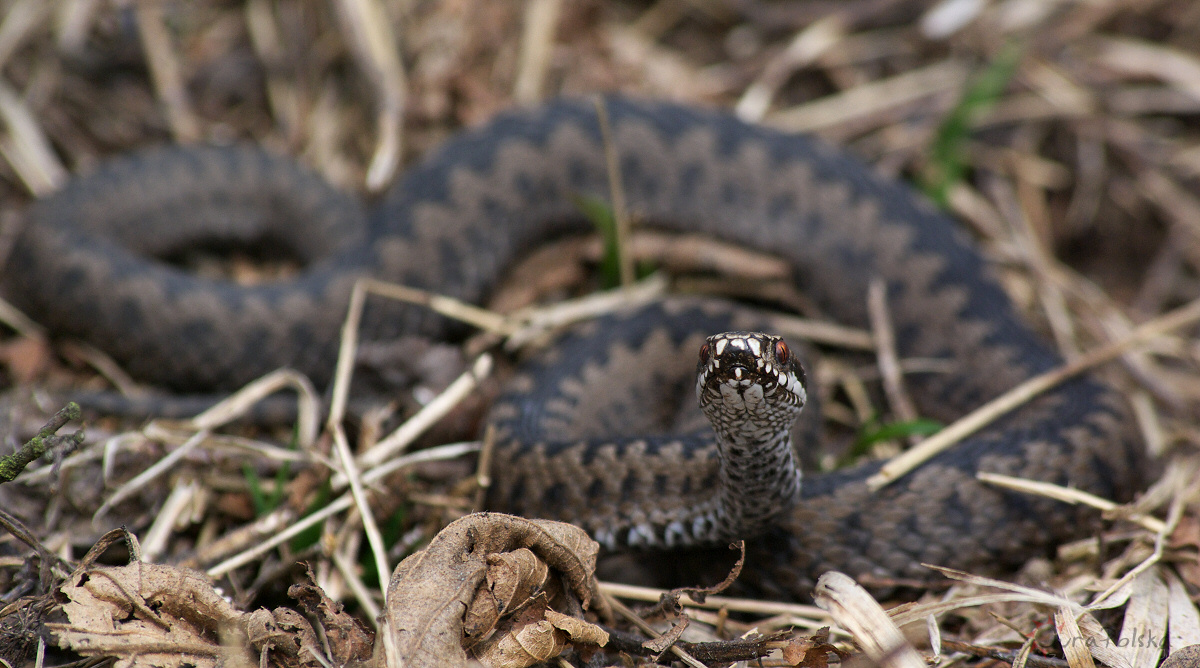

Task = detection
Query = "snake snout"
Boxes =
[696,331,807,409]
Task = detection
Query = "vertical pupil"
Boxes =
[775,340,789,363]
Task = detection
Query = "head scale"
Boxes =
[695,332,807,434]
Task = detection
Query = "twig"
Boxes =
[0,77,67,195]
[206,441,477,578]
[976,473,1166,534]
[768,313,875,350]
[132,0,199,142]
[766,60,968,133]
[868,295,1200,490]
[601,590,708,668]
[245,0,301,140]
[331,422,390,601]
[0,295,44,339]
[334,0,406,191]
[352,354,492,472]
[514,0,561,104]
[1087,482,1190,611]
[93,428,208,521]
[736,14,846,121]
[183,368,320,450]
[940,639,1071,668]
[599,581,827,619]
[472,425,496,512]
[0,403,84,483]
[867,279,918,425]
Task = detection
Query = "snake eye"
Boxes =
[774,340,790,364]
[698,343,710,363]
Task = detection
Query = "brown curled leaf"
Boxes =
[45,559,359,668]
[243,608,322,668]
[470,602,609,668]
[384,512,602,668]
[783,627,846,668]
[471,599,565,668]
[288,567,374,664]
[47,562,254,668]
[487,548,551,615]
[464,548,552,644]
[544,609,608,646]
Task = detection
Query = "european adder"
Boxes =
[4,98,1145,598]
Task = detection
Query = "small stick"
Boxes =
[93,428,208,520]
[132,0,199,142]
[0,403,83,483]
[602,590,708,668]
[0,78,67,195]
[334,0,406,191]
[331,422,390,601]
[867,279,918,425]
[868,295,1200,490]
[514,0,561,103]
[472,425,497,512]
[977,472,1166,534]
[354,354,492,470]
[599,581,827,619]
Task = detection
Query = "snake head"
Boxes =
[695,332,807,437]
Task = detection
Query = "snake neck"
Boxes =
[710,425,803,539]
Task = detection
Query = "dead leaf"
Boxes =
[464,548,552,644]
[288,569,375,664]
[469,602,609,668]
[48,562,254,668]
[384,512,605,668]
[471,600,566,668]
[243,608,322,668]
[782,627,845,668]
[1171,516,1200,590]
[44,558,367,668]
[543,609,607,646]
[1055,605,1099,668]
[814,572,925,668]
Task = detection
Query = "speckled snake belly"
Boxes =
[5,98,1145,599]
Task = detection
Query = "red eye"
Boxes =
[774,340,790,364]
[698,343,710,363]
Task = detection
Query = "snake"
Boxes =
[4,97,1145,599]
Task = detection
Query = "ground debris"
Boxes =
[48,562,253,668]
[385,513,607,668]
[46,559,373,668]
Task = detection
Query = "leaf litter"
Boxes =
[2,1,1200,668]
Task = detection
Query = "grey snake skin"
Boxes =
[4,98,1145,598]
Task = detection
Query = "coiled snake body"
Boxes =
[5,98,1145,598]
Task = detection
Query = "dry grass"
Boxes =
[1,0,1199,666]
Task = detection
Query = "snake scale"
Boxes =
[5,98,1145,598]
